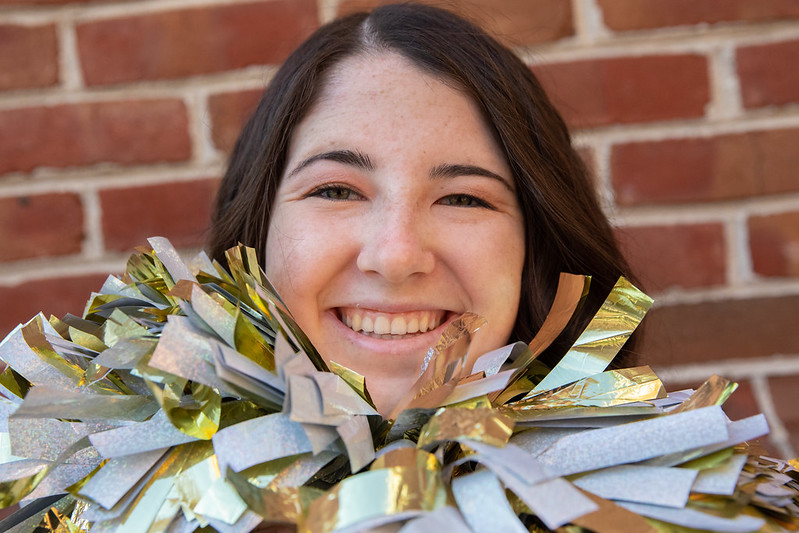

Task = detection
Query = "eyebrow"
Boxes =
[286,149,374,178]
[429,163,514,191]
[287,150,512,191]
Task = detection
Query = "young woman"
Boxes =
[209,3,636,415]
[3,6,796,532]
[210,4,630,413]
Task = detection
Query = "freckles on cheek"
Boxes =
[267,211,307,258]
[265,246,306,307]
[266,219,330,290]
[265,220,299,283]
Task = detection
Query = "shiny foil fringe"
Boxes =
[0,238,796,532]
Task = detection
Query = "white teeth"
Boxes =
[390,316,405,335]
[419,313,429,332]
[374,316,390,335]
[340,309,445,337]
[361,315,374,333]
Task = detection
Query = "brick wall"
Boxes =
[1,0,797,457]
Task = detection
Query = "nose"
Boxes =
[356,203,435,282]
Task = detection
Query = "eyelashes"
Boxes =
[306,184,495,210]
[436,194,493,209]
[307,184,364,201]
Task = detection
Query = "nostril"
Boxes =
[356,234,435,281]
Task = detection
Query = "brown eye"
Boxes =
[310,185,362,201]
[439,194,491,208]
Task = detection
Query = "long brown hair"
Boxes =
[209,3,639,366]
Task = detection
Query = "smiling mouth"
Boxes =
[337,308,447,339]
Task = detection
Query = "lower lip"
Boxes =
[324,310,456,355]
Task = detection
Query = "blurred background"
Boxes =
[0,0,797,457]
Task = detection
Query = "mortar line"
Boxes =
[55,14,83,90]
[81,188,104,260]
[750,376,796,459]
[725,210,753,286]
[705,42,742,121]
[518,21,799,64]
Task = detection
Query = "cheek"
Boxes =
[264,210,350,314]
[263,218,290,288]
[447,219,525,320]
[486,224,525,325]
[264,212,315,306]
[448,226,524,359]
[486,242,525,325]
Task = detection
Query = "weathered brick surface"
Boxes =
[639,295,799,367]
[0,0,798,460]
[737,39,799,109]
[534,55,709,128]
[0,99,191,175]
[768,375,799,452]
[786,429,799,457]
[575,146,596,180]
[716,380,762,422]
[337,0,574,45]
[0,24,58,91]
[208,89,263,154]
[612,128,799,205]
[769,375,799,425]
[76,0,319,85]
[616,223,726,292]
[100,179,219,251]
[0,274,108,340]
[0,194,83,261]
[599,0,799,31]
[0,0,94,3]
[749,211,799,278]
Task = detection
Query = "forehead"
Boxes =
[314,52,466,120]
[285,52,508,170]
[327,51,449,88]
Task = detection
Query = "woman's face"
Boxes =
[265,52,525,415]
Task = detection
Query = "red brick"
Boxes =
[638,295,799,367]
[0,0,95,4]
[575,145,596,181]
[749,211,799,278]
[0,193,83,261]
[0,274,107,340]
[208,89,263,153]
[768,375,799,454]
[100,179,219,252]
[0,24,58,91]
[719,380,764,422]
[598,0,799,31]
[337,0,574,46]
[769,375,799,426]
[737,39,799,109]
[533,54,709,129]
[76,0,318,86]
[616,223,726,293]
[0,99,190,175]
[785,428,799,458]
[612,128,799,205]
